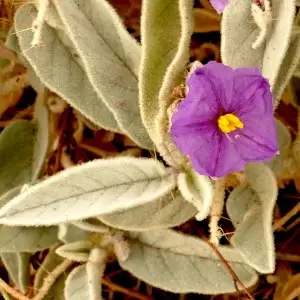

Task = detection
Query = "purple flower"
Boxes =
[209,0,229,14]
[170,61,278,178]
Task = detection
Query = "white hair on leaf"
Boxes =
[251,0,272,50]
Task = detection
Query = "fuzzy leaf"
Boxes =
[14,4,120,133]
[65,248,106,300]
[0,225,59,252]
[0,185,59,252]
[120,229,258,294]
[0,157,175,226]
[44,275,68,300]
[58,224,93,244]
[262,1,296,92]
[33,248,70,300]
[221,0,295,99]
[5,27,19,54]
[71,219,109,233]
[65,264,102,300]
[99,191,197,231]
[272,27,300,104]
[0,252,30,294]
[31,90,50,180]
[0,186,22,206]
[267,120,292,175]
[0,120,36,196]
[177,170,213,221]
[52,0,152,149]
[56,241,93,262]
[226,163,278,273]
[34,248,64,291]
[221,0,263,68]
[139,0,194,142]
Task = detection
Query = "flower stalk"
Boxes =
[209,177,225,246]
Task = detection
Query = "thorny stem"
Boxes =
[33,259,73,300]
[0,278,30,300]
[201,236,255,300]
[209,177,225,246]
[102,278,154,300]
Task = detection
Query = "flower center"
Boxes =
[217,113,244,133]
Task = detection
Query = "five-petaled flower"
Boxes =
[209,0,229,14]
[170,61,278,178]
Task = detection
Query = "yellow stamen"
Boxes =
[217,113,244,133]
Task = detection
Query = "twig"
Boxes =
[273,202,300,231]
[53,107,72,173]
[102,278,154,300]
[33,259,73,300]
[0,278,30,300]
[202,235,255,300]
[276,253,300,263]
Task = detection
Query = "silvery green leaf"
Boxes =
[44,275,67,300]
[120,229,258,294]
[5,28,19,54]
[32,89,50,180]
[58,224,92,244]
[0,157,176,226]
[221,0,263,68]
[177,170,213,221]
[56,241,93,262]
[275,120,292,149]
[5,26,44,92]
[262,1,296,91]
[226,163,278,273]
[71,219,109,233]
[267,119,292,175]
[272,27,300,104]
[0,185,58,252]
[65,248,106,300]
[0,186,22,207]
[0,252,30,293]
[139,0,194,142]
[34,248,64,291]
[0,225,58,252]
[99,191,197,231]
[65,263,102,300]
[221,0,295,99]
[53,0,152,149]
[0,120,36,196]
[14,4,120,133]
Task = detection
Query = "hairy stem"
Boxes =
[33,259,73,300]
[0,278,30,300]
[209,177,225,246]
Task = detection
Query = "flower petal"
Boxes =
[191,62,234,112]
[232,69,274,117]
[233,115,278,161]
[209,0,229,14]
[171,123,246,178]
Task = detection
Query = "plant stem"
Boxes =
[0,278,30,300]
